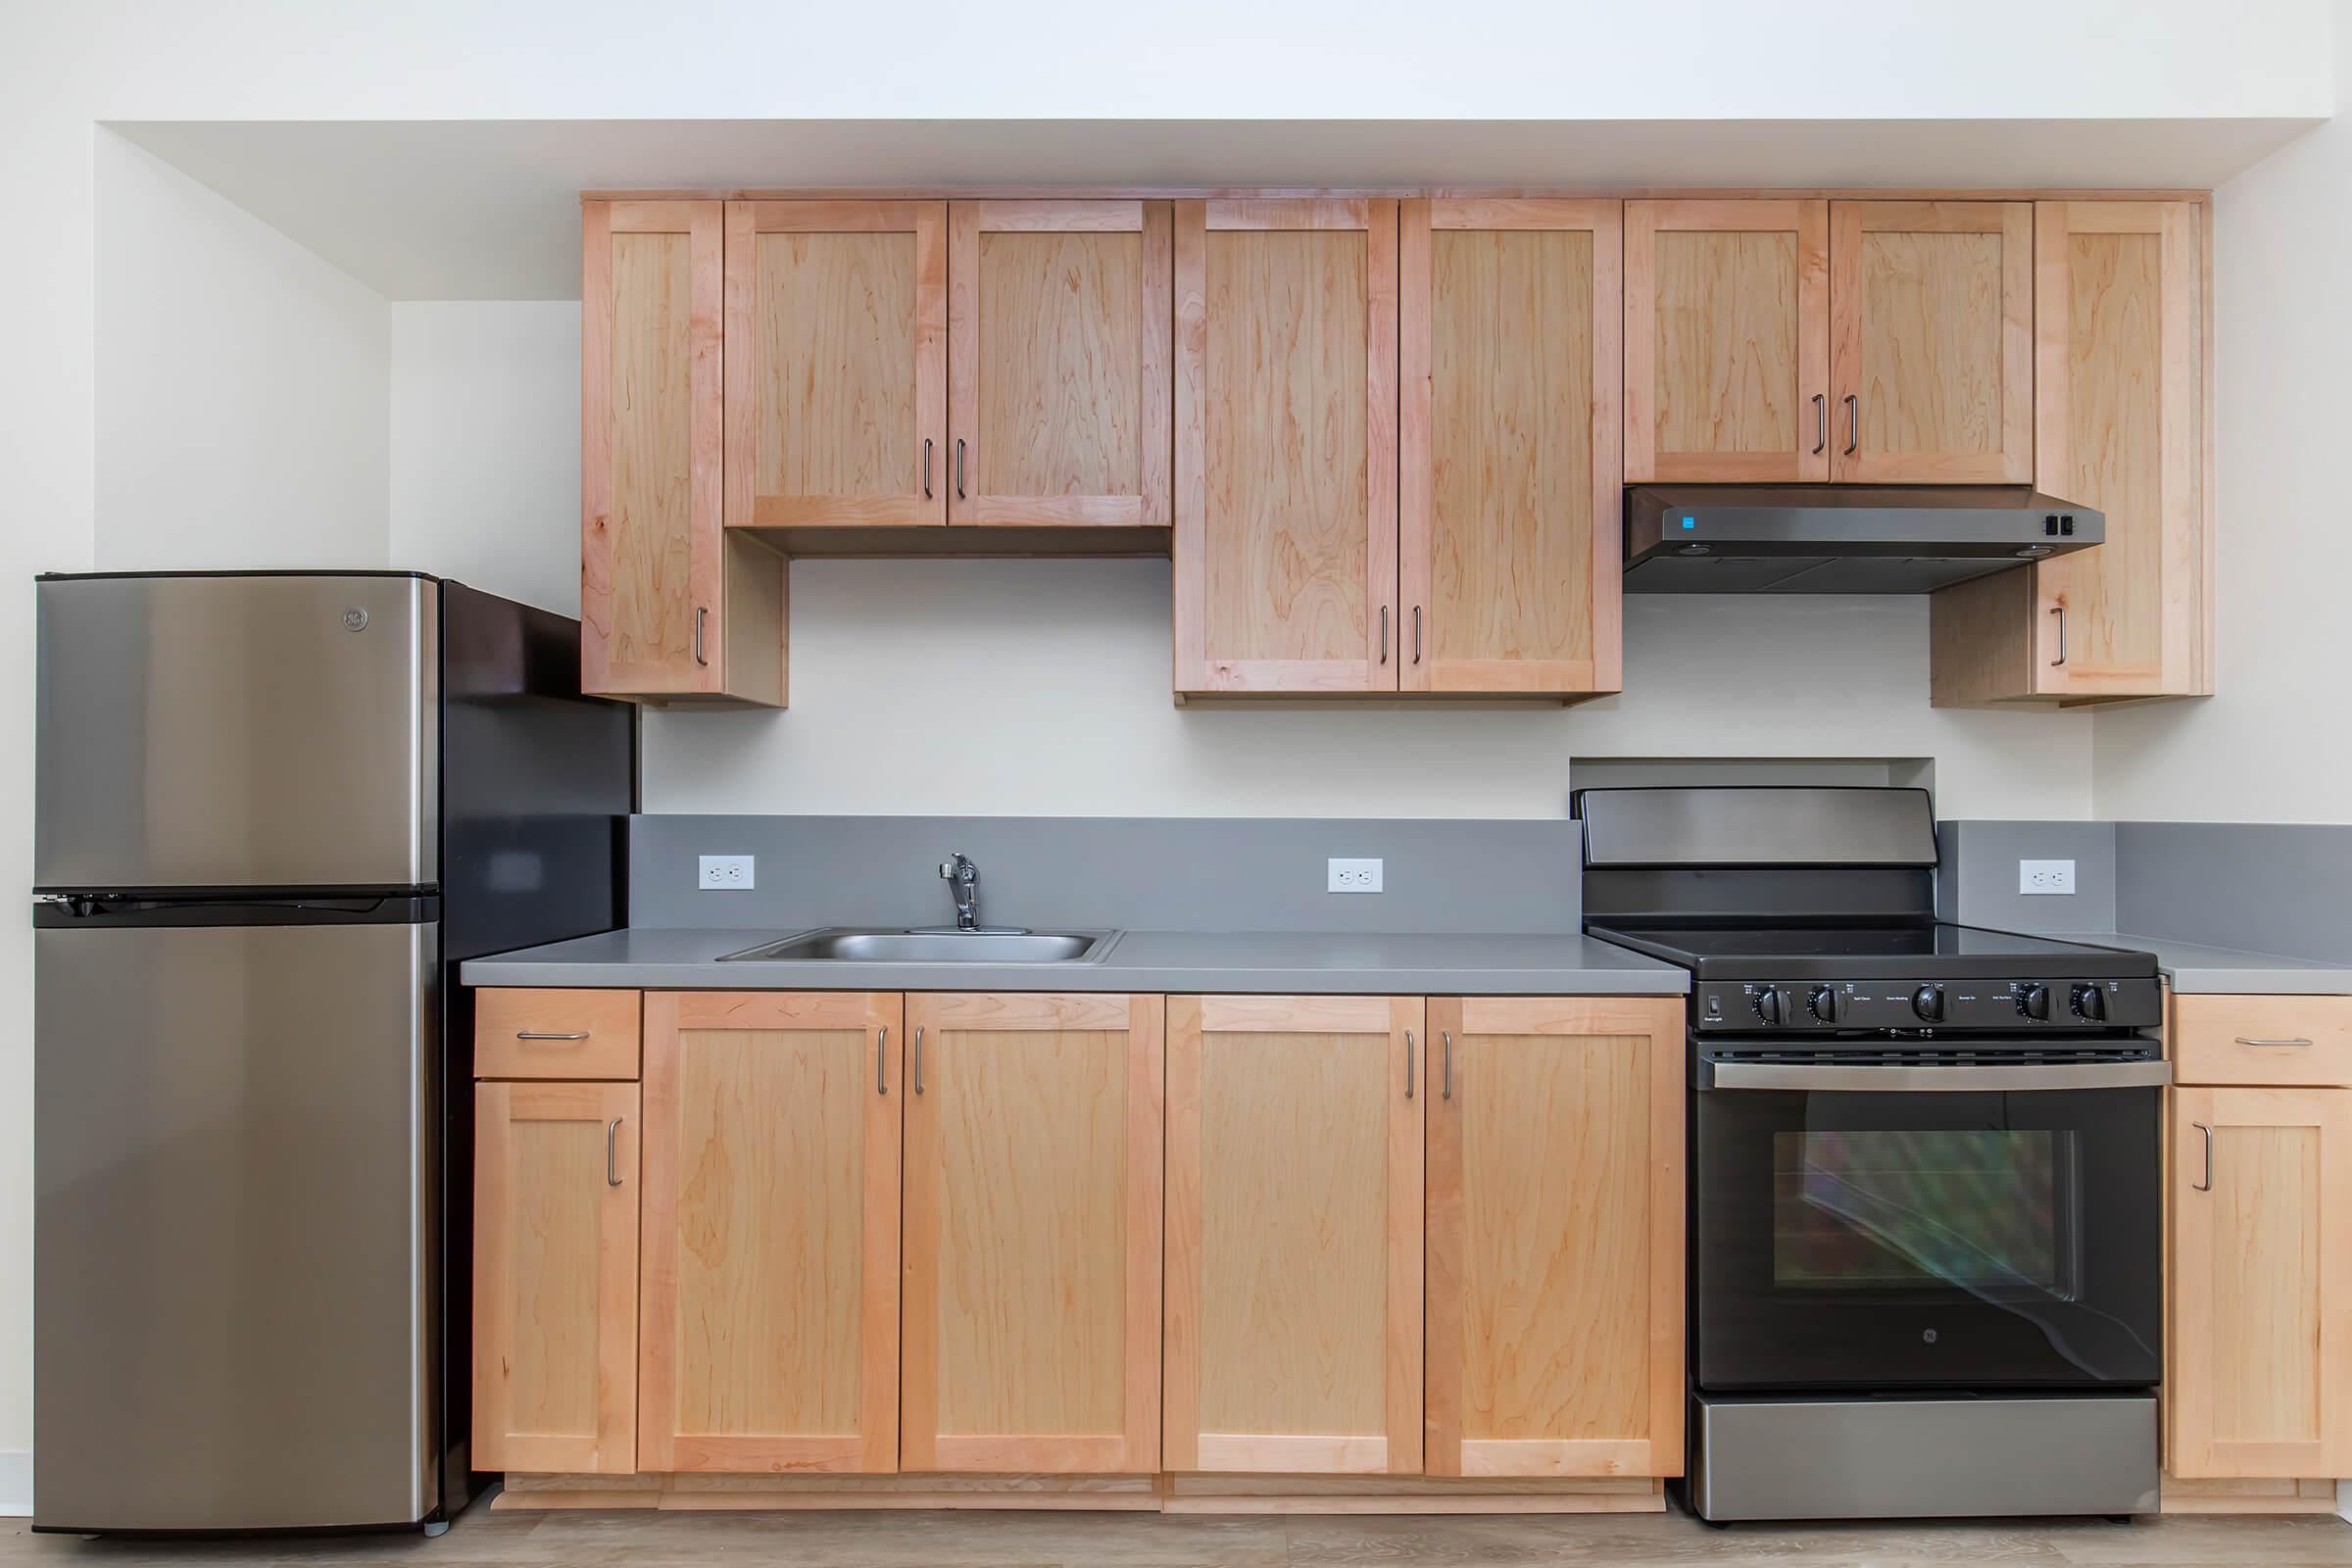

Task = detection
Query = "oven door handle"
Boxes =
[1699,1059,2173,1093]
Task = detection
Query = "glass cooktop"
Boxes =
[1587,921,2157,980]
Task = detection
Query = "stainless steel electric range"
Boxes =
[1578,786,2168,1524]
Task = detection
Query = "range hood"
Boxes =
[1624,485,2104,594]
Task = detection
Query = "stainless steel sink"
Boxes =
[716,927,1119,964]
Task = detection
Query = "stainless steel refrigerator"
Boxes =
[32,572,633,1534]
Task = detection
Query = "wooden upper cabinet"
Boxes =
[1173,199,1399,695]
[1830,201,2033,483]
[725,201,948,527]
[637,992,904,1474]
[1164,995,1423,1474]
[582,201,784,705]
[948,201,1172,526]
[1425,999,1684,1480]
[901,994,1164,1475]
[472,1080,639,1475]
[1625,200,1829,483]
[2170,1087,2352,1480]
[1400,199,1622,696]
[2032,200,2207,697]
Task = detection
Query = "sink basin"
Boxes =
[717,927,1119,964]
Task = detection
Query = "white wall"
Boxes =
[0,0,2338,1497]
[388,302,579,614]
[94,134,390,569]
[2092,13,2352,824]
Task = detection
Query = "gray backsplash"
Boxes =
[1934,820,2120,934]
[629,815,1583,934]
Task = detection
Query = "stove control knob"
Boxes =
[1807,985,1845,1024]
[2016,983,2052,1021]
[1752,985,1787,1026]
[1911,985,1946,1023]
[2071,983,2108,1022]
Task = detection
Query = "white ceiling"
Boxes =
[113,117,2321,300]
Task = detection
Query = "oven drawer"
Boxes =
[474,988,641,1080]
[2173,995,2352,1088]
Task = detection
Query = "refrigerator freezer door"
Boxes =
[35,573,437,892]
[34,913,438,1530]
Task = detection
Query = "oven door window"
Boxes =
[1694,1083,2162,1392]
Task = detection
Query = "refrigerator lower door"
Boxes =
[34,908,439,1531]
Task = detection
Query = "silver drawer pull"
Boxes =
[2235,1036,2315,1048]
[606,1118,624,1188]
[1404,1030,1415,1099]
[516,1030,590,1041]
[2192,1122,2213,1193]
[877,1026,889,1095]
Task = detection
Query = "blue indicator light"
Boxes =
[1682,515,1697,530]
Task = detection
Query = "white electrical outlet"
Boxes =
[1327,858,1384,894]
[699,855,756,891]
[2019,858,2077,896]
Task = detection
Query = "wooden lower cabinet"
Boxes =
[1424,998,1685,1479]
[2168,1084,2352,1480]
[637,991,905,1473]
[473,1080,640,1474]
[901,993,1164,1473]
[1164,995,1425,1474]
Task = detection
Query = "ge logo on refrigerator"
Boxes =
[341,607,369,632]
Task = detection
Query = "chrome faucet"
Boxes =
[938,852,981,931]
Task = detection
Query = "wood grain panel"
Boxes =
[1165,996,1422,1474]
[2174,994,2352,1089]
[1425,998,1683,1480]
[582,201,727,697]
[638,991,902,1473]
[473,1081,639,1474]
[949,201,1171,527]
[1399,199,1619,697]
[475,989,642,1081]
[1830,201,2032,483]
[1173,200,1397,694]
[2170,1086,2352,1479]
[1623,200,1828,483]
[726,201,945,527]
[901,993,1162,1474]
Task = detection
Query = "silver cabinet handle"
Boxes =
[2192,1121,2214,1192]
[606,1117,623,1188]
[515,1030,589,1041]
[1411,606,1422,665]
[1442,1030,1452,1100]
[922,438,934,498]
[956,438,967,500]
[1404,1030,1415,1099]
[2049,606,2067,667]
[1843,394,1859,456]
[1813,393,1827,456]
[2236,1036,2315,1048]
[693,606,709,666]
[913,1026,924,1095]
[877,1025,889,1095]
[1379,606,1389,664]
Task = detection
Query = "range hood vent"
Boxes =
[1624,485,2104,594]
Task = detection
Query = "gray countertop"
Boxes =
[460,927,1690,996]
[2051,932,2352,995]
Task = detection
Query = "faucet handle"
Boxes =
[939,858,955,880]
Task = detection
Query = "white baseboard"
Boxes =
[0,1450,28,1517]
[2338,1477,2350,1524]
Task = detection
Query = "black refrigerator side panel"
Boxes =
[433,580,634,1511]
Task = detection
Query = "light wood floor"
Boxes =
[7,1503,2352,1567]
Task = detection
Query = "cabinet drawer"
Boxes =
[475,989,641,1079]
[2173,994,2352,1087]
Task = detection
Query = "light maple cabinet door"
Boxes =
[637,992,904,1473]
[581,200,784,704]
[2170,1087,2352,1480]
[1399,199,1621,696]
[1830,201,2033,483]
[1624,199,1830,483]
[901,994,1164,1474]
[725,200,948,527]
[472,1080,639,1475]
[947,201,1172,527]
[1424,999,1685,1480]
[1164,995,1423,1474]
[1173,199,1399,695]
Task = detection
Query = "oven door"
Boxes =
[1692,1051,2167,1393]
